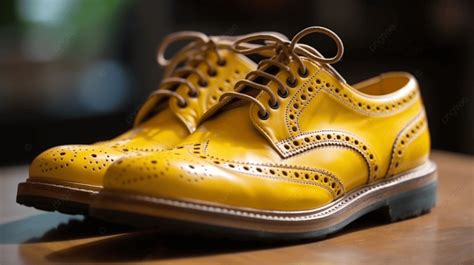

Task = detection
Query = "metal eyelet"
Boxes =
[298,68,309,78]
[217,59,226,66]
[258,110,269,120]
[178,101,188,108]
[286,77,298,87]
[198,80,208,87]
[269,99,279,110]
[207,69,217,77]
[278,88,289,98]
[188,91,198,98]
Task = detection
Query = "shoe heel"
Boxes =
[385,181,437,222]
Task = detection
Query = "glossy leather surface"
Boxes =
[104,64,431,211]
[29,49,255,186]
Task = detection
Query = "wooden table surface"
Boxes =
[0,151,473,265]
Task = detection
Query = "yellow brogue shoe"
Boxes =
[17,31,257,215]
[92,27,437,239]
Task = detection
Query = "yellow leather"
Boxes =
[103,31,431,212]
[104,70,431,211]
[29,49,255,186]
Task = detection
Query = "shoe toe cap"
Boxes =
[29,144,124,186]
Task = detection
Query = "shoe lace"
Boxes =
[220,26,345,120]
[150,31,229,109]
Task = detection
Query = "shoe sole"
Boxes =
[90,161,437,240]
[16,180,100,215]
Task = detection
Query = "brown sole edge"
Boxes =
[90,161,437,239]
[16,180,99,215]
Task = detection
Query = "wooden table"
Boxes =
[1,151,473,265]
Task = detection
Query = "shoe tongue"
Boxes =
[134,49,255,133]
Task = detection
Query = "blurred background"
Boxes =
[0,0,472,165]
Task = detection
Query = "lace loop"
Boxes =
[149,89,187,108]
[156,31,210,67]
[232,32,289,55]
[289,26,344,64]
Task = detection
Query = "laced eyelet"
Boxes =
[298,68,309,78]
[178,101,188,108]
[258,110,269,120]
[198,80,208,87]
[269,99,279,110]
[188,91,198,98]
[217,59,226,66]
[207,69,217,77]
[286,77,298,87]
[278,88,289,98]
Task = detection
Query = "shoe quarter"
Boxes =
[250,59,425,183]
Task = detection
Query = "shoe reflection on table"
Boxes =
[12,209,391,264]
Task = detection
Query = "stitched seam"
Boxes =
[27,181,99,193]
[222,168,336,196]
[187,145,342,197]
[289,67,322,134]
[388,121,427,176]
[321,84,420,117]
[283,140,373,184]
[385,111,426,177]
[317,68,420,116]
[276,129,379,182]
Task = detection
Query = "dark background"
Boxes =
[0,0,472,166]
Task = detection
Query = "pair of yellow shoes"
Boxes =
[17,26,437,239]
